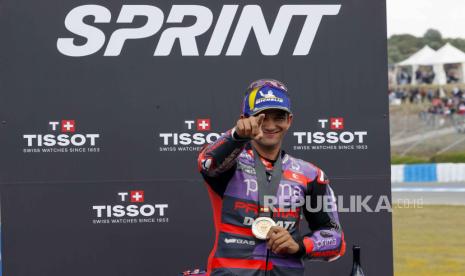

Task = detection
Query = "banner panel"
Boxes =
[0,0,391,275]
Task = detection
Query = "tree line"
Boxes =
[388,29,465,65]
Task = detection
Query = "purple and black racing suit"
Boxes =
[198,129,346,276]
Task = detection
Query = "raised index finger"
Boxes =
[256,113,265,126]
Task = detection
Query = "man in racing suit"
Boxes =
[198,79,345,276]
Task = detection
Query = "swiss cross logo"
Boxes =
[197,119,211,131]
[130,190,144,203]
[330,118,344,130]
[61,120,75,132]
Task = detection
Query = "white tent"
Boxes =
[395,43,465,85]
[429,43,465,84]
[396,46,436,84]
[397,45,436,66]
[432,63,448,85]
[429,43,465,64]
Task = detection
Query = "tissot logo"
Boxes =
[91,190,169,225]
[57,4,341,57]
[158,118,221,152]
[292,117,368,151]
[22,120,101,153]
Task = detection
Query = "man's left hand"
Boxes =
[266,226,299,255]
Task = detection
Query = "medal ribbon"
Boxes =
[253,148,282,218]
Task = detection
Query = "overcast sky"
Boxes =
[387,0,465,38]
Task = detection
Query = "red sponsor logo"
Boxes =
[283,170,309,186]
[197,119,210,131]
[330,118,344,130]
[130,190,144,203]
[234,201,258,215]
[234,201,299,218]
[61,120,75,132]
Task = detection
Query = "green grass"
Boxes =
[391,152,465,164]
[431,152,465,163]
[393,205,465,276]
[391,155,430,164]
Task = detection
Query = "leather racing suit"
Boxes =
[198,129,346,276]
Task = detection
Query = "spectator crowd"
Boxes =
[389,86,465,131]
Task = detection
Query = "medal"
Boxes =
[250,148,282,240]
[251,217,276,240]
